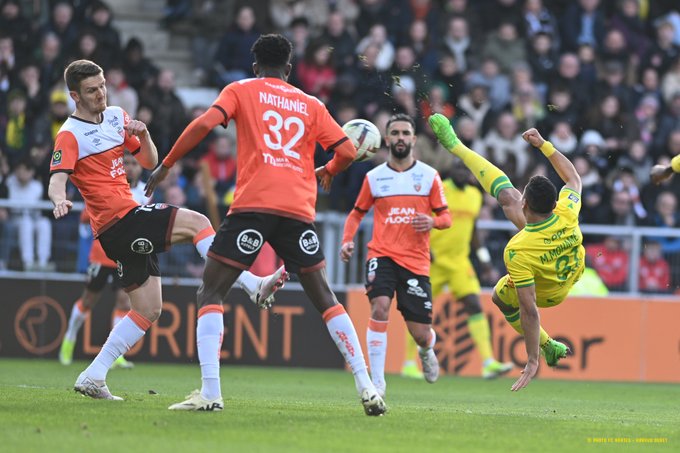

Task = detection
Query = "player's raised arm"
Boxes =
[522,128,582,194]
[340,177,373,262]
[145,107,225,196]
[650,156,680,185]
[125,119,158,169]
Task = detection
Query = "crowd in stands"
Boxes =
[2,0,680,293]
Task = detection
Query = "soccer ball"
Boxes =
[342,119,382,162]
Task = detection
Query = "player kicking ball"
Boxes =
[49,59,287,401]
[429,114,583,391]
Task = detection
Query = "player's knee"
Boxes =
[370,300,390,321]
[190,211,212,235]
[411,329,430,348]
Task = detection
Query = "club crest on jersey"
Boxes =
[414,183,421,192]
[52,150,62,166]
[411,173,423,192]
[237,229,263,254]
[299,229,319,255]
[131,238,154,254]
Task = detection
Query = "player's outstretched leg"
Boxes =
[407,322,439,384]
[299,270,386,416]
[429,114,526,229]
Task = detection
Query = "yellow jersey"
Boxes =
[503,187,585,305]
[430,181,482,267]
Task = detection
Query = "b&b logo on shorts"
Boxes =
[299,230,319,255]
[131,238,154,254]
[237,229,263,254]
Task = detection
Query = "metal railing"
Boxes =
[2,200,680,295]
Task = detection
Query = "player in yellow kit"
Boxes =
[402,159,513,379]
[429,113,583,391]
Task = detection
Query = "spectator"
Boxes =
[473,111,529,179]
[139,69,187,158]
[510,82,545,130]
[661,56,680,105]
[390,45,428,97]
[586,236,629,291]
[596,29,636,88]
[0,147,10,269]
[18,62,48,122]
[591,188,639,226]
[68,29,113,71]
[608,0,651,60]
[37,32,64,89]
[547,120,578,155]
[632,66,664,110]
[481,21,526,76]
[527,32,558,96]
[41,2,79,54]
[0,33,17,98]
[456,79,493,135]
[481,0,523,33]
[352,43,390,119]
[642,19,680,75]
[522,0,560,46]
[213,5,259,86]
[121,38,159,92]
[441,0,482,41]
[269,0,329,33]
[559,0,605,52]
[184,0,233,85]
[582,94,637,159]
[296,40,336,104]
[200,134,236,205]
[549,52,593,114]
[320,10,356,72]
[639,241,671,293]
[537,84,579,133]
[430,51,464,106]
[441,15,478,72]
[573,153,605,224]
[618,140,653,187]
[3,89,32,166]
[356,23,394,73]
[87,1,121,68]
[105,66,138,117]
[403,19,438,75]
[0,0,33,56]
[467,57,511,111]
[5,159,52,271]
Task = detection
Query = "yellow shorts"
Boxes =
[493,274,571,309]
[430,259,480,299]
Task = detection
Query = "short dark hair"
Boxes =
[525,175,557,214]
[251,34,292,69]
[64,59,103,92]
[385,113,415,132]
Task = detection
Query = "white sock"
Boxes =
[65,300,88,342]
[323,305,372,394]
[85,313,148,381]
[197,308,224,400]
[366,319,388,388]
[418,328,437,355]
[194,229,215,259]
[236,270,260,296]
[111,310,127,328]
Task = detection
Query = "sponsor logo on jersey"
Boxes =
[237,229,263,254]
[131,238,154,254]
[568,193,580,203]
[385,207,416,224]
[299,229,320,255]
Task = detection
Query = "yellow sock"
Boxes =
[467,313,494,362]
[404,332,419,365]
[504,310,551,346]
[451,142,514,199]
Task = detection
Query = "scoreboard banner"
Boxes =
[0,278,345,369]
[346,290,680,384]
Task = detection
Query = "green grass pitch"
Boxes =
[0,358,677,452]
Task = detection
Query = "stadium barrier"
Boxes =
[3,275,679,383]
[0,276,345,369]
[4,201,680,294]
[346,289,680,383]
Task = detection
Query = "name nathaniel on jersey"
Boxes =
[259,92,308,116]
[539,230,580,264]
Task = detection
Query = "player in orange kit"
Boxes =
[144,34,386,415]
[340,113,451,398]
[49,60,286,401]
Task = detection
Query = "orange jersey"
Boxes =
[345,161,449,275]
[211,78,348,223]
[50,106,141,236]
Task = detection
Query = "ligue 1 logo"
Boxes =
[14,296,66,355]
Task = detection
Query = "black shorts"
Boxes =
[85,263,120,292]
[98,203,178,291]
[365,256,433,324]
[208,212,324,274]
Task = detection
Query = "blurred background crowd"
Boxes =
[1,0,680,293]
